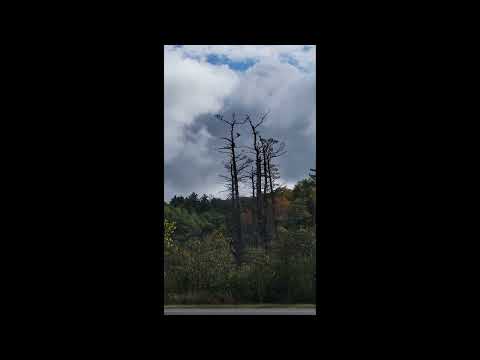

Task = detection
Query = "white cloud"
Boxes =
[229,57,316,132]
[172,45,316,72]
[164,48,238,163]
[164,45,316,201]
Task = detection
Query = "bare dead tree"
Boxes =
[246,166,256,200]
[240,164,258,248]
[218,161,235,208]
[217,160,238,258]
[261,137,287,245]
[245,111,269,248]
[260,136,271,249]
[267,162,282,242]
[215,113,247,264]
[236,154,254,182]
[235,153,254,246]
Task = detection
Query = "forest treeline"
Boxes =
[164,112,316,304]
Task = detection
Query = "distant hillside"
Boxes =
[164,177,315,246]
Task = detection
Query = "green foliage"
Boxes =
[164,218,176,256]
[231,248,275,303]
[164,229,237,304]
[164,177,316,305]
[292,178,315,200]
[269,227,316,303]
[164,202,226,245]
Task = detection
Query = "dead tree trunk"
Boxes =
[215,113,247,264]
[264,137,287,244]
[246,113,268,248]
[230,161,236,244]
[256,152,263,247]
[231,127,242,262]
[261,137,270,250]
[267,160,279,242]
[249,166,256,201]
[248,166,257,247]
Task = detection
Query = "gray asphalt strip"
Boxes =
[164,308,316,315]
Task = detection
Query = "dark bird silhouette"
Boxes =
[236,132,241,137]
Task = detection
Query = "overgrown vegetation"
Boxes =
[164,112,316,305]
[164,178,316,305]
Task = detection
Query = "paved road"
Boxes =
[164,308,316,315]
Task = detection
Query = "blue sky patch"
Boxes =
[279,53,300,67]
[206,54,256,71]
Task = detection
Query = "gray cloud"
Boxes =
[164,45,316,201]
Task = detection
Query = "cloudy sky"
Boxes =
[164,45,316,201]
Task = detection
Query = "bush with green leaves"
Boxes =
[164,176,317,305]
[165,229,236,304]
[269,227,316,303]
